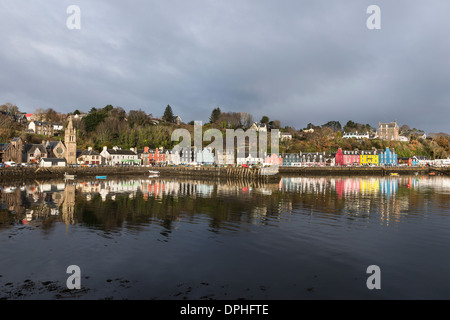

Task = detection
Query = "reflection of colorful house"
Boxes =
[360,178,379,194]
[360,150,379,166]
[378,147,397,166]
[379,178,398,196]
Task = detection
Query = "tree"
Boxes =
[162,105,174,123]
[83,108,107,132]
[0,102,19,114]
[209,107,221,123]
[44,108,59,122]
[260,116,269,124]
[322,121,342,132]
[343,120,357,132]
[128,109,150,128]
[239,112,254,128]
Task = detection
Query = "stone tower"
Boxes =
[64,116,77,164]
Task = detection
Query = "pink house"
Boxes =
[343,150,360,166]
[335,148,360,166]
[264,153,283,166]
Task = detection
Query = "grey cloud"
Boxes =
[0,0,448,133]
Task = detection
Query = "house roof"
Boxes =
[32,121,52,126]
[45,141,60,149]
[25,144,47,154]
[80,149,100,156]
[379,122,398,128]
[105,149,137,155]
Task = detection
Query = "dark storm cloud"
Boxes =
[0,0,448,133]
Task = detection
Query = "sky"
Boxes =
[0,0,449,134]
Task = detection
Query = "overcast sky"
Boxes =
[1,0,449,134]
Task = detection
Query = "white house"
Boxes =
[100,146,139,166]
[196,148,215,165]
[165,150,181,165]
[40,158,67,167]
[236,154,264,165]
[279,132,292,141]
[216,150,235,165]
[52,123,64,131]
[343,131,370,139]
[249,122,267,132]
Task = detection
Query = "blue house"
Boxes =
[378,147,397,166]
[196,147,215,165]
[282,153,302,166]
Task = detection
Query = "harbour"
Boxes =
[0,174,449,299]
[0,165,448,182]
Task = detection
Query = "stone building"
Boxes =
[378,121,399,141]
[64,116,77,164]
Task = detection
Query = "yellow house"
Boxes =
[360,150,379,166]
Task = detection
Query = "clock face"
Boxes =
[56,147,63,154]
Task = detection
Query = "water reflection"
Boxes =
[0,176,449,232]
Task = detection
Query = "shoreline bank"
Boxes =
[0,166,448,181]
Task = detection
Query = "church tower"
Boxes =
[64,116,77,164]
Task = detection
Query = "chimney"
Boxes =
[144,147,149,153]
[88,147,92,151]
[103,146,107,151]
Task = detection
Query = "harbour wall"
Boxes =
[0,165,448,181]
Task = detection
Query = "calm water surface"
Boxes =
[0,175,449,299]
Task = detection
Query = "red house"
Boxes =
[148,147,166,165]
[335,148,344,166]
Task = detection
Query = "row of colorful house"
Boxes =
[70,146,440,167]
[0,139,443,167]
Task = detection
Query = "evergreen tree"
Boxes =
[162,105,174,123]
[209,107,221,123]
[260,115,269,124]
